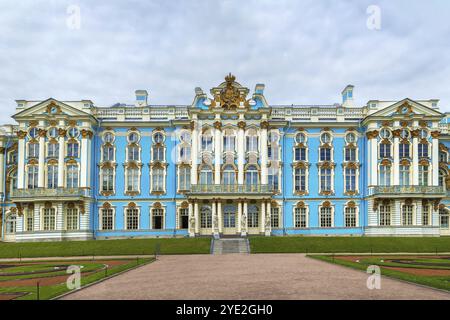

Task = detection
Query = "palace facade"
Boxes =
[1,74,450,242]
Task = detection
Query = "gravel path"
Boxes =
[62,254,450,300]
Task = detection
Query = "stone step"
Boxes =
[211,238,250,255]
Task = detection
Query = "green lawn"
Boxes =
[0,238,211,259]
[309,255,450,292]
[249,236,450,253]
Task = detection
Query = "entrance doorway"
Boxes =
[223,204,237,235]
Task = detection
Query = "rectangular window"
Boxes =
[399,143,410,158]
[102,145,114,161]
[320,168,332,192]
[28,143,39,158]
[179,208,189,229]
[66,165,79,188]
[128,146,140,161]
[345,168,357,192]
[319,147,331,161]
[126,208,139,230]
[151,168,165,192]
[47,166,58,189]
[47,143,59,158]
[294,147,306,161]
[399,165,410,186]
[67,143,79,158]
[223,136,235,152]
[102,168,114,192]
[101,208,114,230]
[152,208,164,229]
[27,166,39,189]
[379,165,391,186]
[201,136,213,151]
[345,147,356,162]
[320,207,332,227]
[379,205,391,226]
[43,208,56,231]
[418,143,428,158]
[152,146,164,161]
[422,205,430,226]
[268,169,279,192]
[294,207,307,228]
[178,166,191,191]
[271,207,279,228]
[379,143,391,158]
[418,165,429,186]
[26,209,34,232]
[402,205,413,226]
[126,168,140,192]
[66,208,79,230]
[294,168,306,192]
[345,207,357,227]
[246,136,258,152]
[440,209,449,228]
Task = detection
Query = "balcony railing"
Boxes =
[189,184,272,194]
[11,188,91,199]
[368,185,446,197]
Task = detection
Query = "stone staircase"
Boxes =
[211,238,250,255]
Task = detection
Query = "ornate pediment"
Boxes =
[209,74,250,111]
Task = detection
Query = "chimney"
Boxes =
[135,90,148,106]
[341,85,354,107]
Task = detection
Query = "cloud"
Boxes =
[0,0,449,124]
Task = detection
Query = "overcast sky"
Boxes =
[1,0,450,124]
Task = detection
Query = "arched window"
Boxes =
[418,142,429,158]
[200,205,212,228]
[27,165,39,189]
[222,165,236,186]
[247,204,259,228]
[127,145,140,161]
[67,142,79,158]
[151,167,165,192]
[379,142,391,158]
[5,213,16,234]
[399,142,410,158]
[178,166,191,191]
[28,142,39,159]
[66,164,78,188]
[245,165,259,189]
[102,145,114,161]
[179,145,191,162]
[399,164,410,186]
[47,165,58,189]
[199,165,213,185]
[418,164,429,186]
[379,165,391,186]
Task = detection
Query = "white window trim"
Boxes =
[150,205,166,230]
[292,165,309,194]
[41,206,57,231]
[65,163,80,188]
[150,165,167,194]
[65,207,80,230]
[293,205,309,229]
[99,206,116,231]
[318,204,334,228]
[124,206,140,230]
[344,204,359,227]
[124,166,142,195]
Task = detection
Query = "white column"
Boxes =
[412,135,419,185]
[237,201,242,234]
[34,204,40,231]
[243,201,248,234]
[214,123,221,184]
[80,130,90,188]
[38,131,46,188]
[194,202,199,234]
[188,202,194,236]
[237,121,245,184]
[266,201,272,235]
[80,202,90,230]
[393,136,400,186]
[57,132,65,188]
[260,122,268,184]
[56,203,64,230]
[260,201,266,233]
[211,200,216,235]
[432,134,439,186]
[369,135,378,185]
[191,121,198,185]
[17,132,26,189]
[0,147,5,195]
[217,201,222,234]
